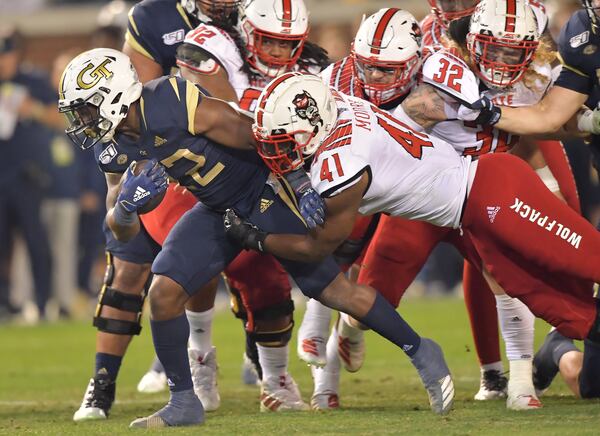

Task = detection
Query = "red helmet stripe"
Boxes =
[371,8,400,55]
[256,73,298,125]
[282,0,292,28]
[505,0,517,33]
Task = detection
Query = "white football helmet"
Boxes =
[239,0,309,78]
[428,0,481,28]
[352,8,422,106]
[180,0,241,23]
[467,0,539,88]
[58,48,142,149]
[253,73,337,174]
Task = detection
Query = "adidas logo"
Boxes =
[487,206,501,223]
[511,316,522,322]
[402,344,413,352]
[133,186,150,202]
[260,198,273,213]
[154,135,167,147]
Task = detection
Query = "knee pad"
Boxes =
[248,320,294,347]
[93,252,147,336]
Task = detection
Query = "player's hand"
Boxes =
[284,168,326,229]
[223,209,268,252]
[117,159,168,213]
[457,96,501,126]
[577,107,600,135]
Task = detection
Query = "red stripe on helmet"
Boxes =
[282,0,292,28]
[371,8,400,55]
[256,73,299,125]
[505,0,517,33]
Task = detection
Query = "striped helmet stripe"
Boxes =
[256,73,297,125]
[370,8,400,55]
[505,0,517,33]
[282,0,292,28]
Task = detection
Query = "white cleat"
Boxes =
[241,353,261,386]
[189,347,221,412]
[137,370,168,394]
[336,318,365,372]
[507,381,542,410]
[260,374,310,412]
[297,336,327,367]
[310,391,340,410]
[474,369,508,401]
[73,373,114,422]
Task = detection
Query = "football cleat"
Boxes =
[241,352,261,386]
[474,369,508,400]
[297,336,327,367]
[310,391,340,410]
[137,370,168,394]
[129,389,204,428]
[189,347,220,412]
[507,361,543,411]
[336,317,365,372]
[260,374,310,412]
[506,392,543,410]
[410,338,454,415]
[73,370,115,421]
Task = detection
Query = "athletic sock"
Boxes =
[150,356,165,373]
[356,292,421,357]
[151,314,193,392]
[257,344,288,381]
[186,308,214,354]
[339,312,364,340]
[495,294,534,360]
[579,339,600,398]
[312,326,341,395]
[302,298,333,337]
[95,352,123,380]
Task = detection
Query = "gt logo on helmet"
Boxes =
[76,58,114,90]
[292,91,322,127]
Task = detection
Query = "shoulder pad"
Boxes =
[183,24,243,76]
[421,50,480,106]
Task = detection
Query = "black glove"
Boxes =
[284,169,326,229]
[470,96,502,126]
[223,209,268,252]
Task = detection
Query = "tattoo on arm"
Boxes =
[401,83,449,129]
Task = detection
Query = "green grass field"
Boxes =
[1,297,598,435]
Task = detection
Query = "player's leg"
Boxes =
[225,251,306,411]
[130,203,241,428]
[250,187,454,415]
[74,223,159,421]
[533,328,581,395]
[461,262,507,401]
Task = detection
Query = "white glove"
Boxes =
[577,108,600,135]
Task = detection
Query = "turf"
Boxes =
[1,297,598,435]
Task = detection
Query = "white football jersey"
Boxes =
[310,92,472,228]
[412,49,552,157]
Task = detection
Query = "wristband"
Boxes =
[535,166,560,193]
[577,109,598,134]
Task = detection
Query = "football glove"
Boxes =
[284,169,326,229]
[577,107,600,135]
[457,96,501,126]
[117,159,168,213]
[223,209,268,252]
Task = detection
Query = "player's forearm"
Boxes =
[264,234,332,263]
[106,204,141,242]
[496,105,565,136]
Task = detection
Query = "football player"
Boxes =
[59,48,455,427]
[230,70,600,410]
[138,0,330,411]
[463,0,600,399]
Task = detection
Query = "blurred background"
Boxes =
[0,0,597,324]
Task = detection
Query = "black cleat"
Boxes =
[73,369,116,421]
[474,369,508,400]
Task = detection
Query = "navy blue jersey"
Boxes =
[94,76,269,216]
[126,0,198,75]
[555,10,600,166]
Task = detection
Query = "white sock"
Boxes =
[186,308,214,354]
[508,359,536,395]
[312,326,341,395]
[300,299,333,338]
[257,344,288,381]
[481,361,503,373]
[339,312,363,340]
[495,294,535,361]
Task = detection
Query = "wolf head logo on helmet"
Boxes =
[292,91,323,128]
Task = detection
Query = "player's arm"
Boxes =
[193,95,255,150]
[105,172,141,242]
[495,85,589,135]
[123,41,164,84]
[225,173,369,263]
[398,83,450,130]
[180,65,238,102]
